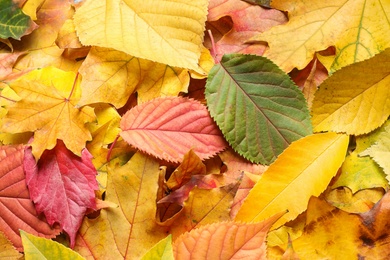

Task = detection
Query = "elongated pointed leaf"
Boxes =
[235,132,349,228]
[120,97,227,162]
[205,54,312,164]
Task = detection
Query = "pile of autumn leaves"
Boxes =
[1,0,390,259]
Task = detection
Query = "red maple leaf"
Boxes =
[24,140,98,248]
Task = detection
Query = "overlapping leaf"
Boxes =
[0,145,60,251]
[235,132,349,228]
[74,152,168,259]
[141,235,174,260]
[74,0,208,70]
[24,141,98,248]
[120,97,227,163]
[1,67,96,159]
[173,211,284,259]
[20,230,84,260]
[312,49,390,135]
[0,0,38,40]
[206,54,312,164]
[253,0,390,72]
[0,231,22,259]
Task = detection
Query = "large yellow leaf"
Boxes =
[74,152,168,259]
[235,132,349,228]
[77,47,190,108]
[0,67,95,159]
[311,49,390,135]
[73,0,208,70]
[253,0,390,72]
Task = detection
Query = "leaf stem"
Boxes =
[208,29,219,64]
[106,134,120,162]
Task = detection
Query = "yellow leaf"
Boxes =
[21,230,85,260]
[0,67,95,159]
[74,152,168,259]
[0,231,22,259]
[235,132,349,228]
[77,47,190,108]
[141,235,174,260]
[331,151,388,193]
[311,49,390,135]
[73,0,208,70]
[253,0,390,72]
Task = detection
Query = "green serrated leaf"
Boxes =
[0,0,33,40]
[20,230,85,260]
[205,54,312,164]
[141,235,174,260]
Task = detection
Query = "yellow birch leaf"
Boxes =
[253,0,390,72]
[73,0,208,70]
[77,47,190,108]
[311,49,390,135]
[0,231,22,259]
[235,132,349,228]
[360,120,390,178]
[331,151,388,193]
[141,235,174,260]
[21,230,85,260]
[74,152,168,259]
[0,67,95,159]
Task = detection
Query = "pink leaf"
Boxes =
[120,97,228,162]
[0,144,60,251]
[24,140,98,248]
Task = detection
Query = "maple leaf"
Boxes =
[0,144,60,251]
[77,47,189,108]
[1,67,96,159]
[73,0,208,70]
[24,141,98,248]
[254,0,390,72]
[120,96,227,163]
[207,0,287,61]
[74,152,168,259]
[311,49,390,135]
[235,132,349,228]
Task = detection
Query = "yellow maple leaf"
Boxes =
[73,0,209,70]
[77,47,190,108]
[1,67,95,159]
[311,49,390,135]
[235,132,349,228]
[253,0,390,72]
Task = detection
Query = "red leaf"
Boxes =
[24,140,98,248]
[0,144,60,251]
[120,97,228,162]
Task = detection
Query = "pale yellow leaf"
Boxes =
[311,49,390,135]
[73,0,208,70]
[235,133,349,228]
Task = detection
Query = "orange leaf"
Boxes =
[120,97,227,163]
[173,211,285,259]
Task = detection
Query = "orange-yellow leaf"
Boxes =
[235,132,349,228]
[0,231,22,259]
[120,97,227,163]
[74,152,168,259]
[311,49,390,135]
[0,67,95,159]
[77,47,190,108]
[74,0,208,70]
[173,211,285,259]
[253,0,390,72]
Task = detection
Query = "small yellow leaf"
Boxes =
[1,67,95,159]
[141,235,174,260]
[235,132,349,228]
[21,230,85,260]
[312,49,390,135]
[74,0,208,70]
[0,231,22,259]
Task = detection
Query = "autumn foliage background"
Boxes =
[0,0,390,259]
